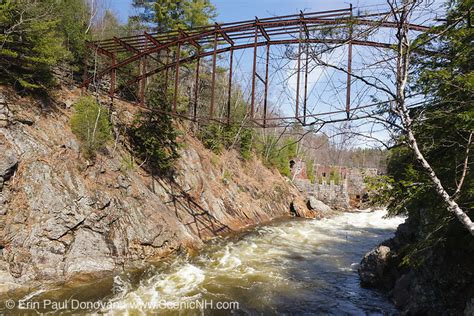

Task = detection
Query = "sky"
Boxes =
[110,0,396,24]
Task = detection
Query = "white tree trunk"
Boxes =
[394,0,474,235]
[405,127,474,235]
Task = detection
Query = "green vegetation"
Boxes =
[0,0,70,89]
[256,136,297,178]
[368,0,473,263]
[306,159,315,184]
[57,0,90,68]
[132,0,216,31]
[239,128,253,160]
[198,123,226,154]
[329,167,341,185]
[71,96,112,159]
[128,92,180,175]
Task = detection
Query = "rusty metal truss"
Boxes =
[82,6,430,128]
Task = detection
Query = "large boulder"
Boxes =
[358,245,397,289]
[306,196,332,213]
[291,199,318,218]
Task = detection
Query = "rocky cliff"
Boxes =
[0,86,317,294]
[358,214,474,315]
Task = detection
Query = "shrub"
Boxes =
[128,110,180,175]
[329,167,341,184]
[198,123,224,154]
[257,136,297,178]
[239,128,253,160]
[71,96,111,159]
[306,159,315,183]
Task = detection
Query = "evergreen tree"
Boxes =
[128,90,180,175]
[132,0,216,31]
[0,0,69,89]
[371,0,473,254]
[57,0,91,69]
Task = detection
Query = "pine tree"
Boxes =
[132,0,216,31]
[0,0,69,90]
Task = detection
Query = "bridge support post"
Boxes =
[194,54,200,122]
[227,47,234,125]
[304,42,309,125]
[139,41,148,106]
[296,26,302,121]
[210,32,218,120]
[164,50,169,102]
[109,53,116,99]
[173,42,181,113]
[251,24,258,120]
[263,43,270,127]
[346,4,353,119]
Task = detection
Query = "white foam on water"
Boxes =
[152,264,205,297]
[217,246,242,270]
[105,209,405,313]
[20,288,47,301]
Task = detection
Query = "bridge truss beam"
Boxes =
[82,7,430,128]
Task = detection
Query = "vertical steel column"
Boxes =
[194,54,200,121]
[263,43,270,127]
[345,4,353,119]
[109,53,116,98]
[139,40,148,106]
[250,23,258,119]
[173,42,181,113]
[227,47,234,125]
[303,42,309,125]
[295,26,302,119]
[210,32,218,119]
[164,50,170,98]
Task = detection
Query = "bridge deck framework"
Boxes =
[82,6,430,128]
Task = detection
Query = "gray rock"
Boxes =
[64,99,74,109]
[465,298,474,316]
[0,149,18,183]
[358,245,395,289]
[64,229,115,276]
[391,270,415,308]
[116,175,131,189]
[307,196,332,213]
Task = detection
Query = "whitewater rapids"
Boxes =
[103,209,404,315]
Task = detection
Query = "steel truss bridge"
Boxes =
[82,6,430,128]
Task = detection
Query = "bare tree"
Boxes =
[390,0,473,234]
[306,0,473,234]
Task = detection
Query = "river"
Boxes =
[3,209,404,315]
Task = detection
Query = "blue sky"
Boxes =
[110,0,393,24]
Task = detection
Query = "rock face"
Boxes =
[358,215,474,315]
[0,146,17,191]
[0,87,316,292]
[0,94,13,128]
[358,245,396,289]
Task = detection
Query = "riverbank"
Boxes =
[0,86,323,296]
[1,210,403,314]
[358,213,474,315]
